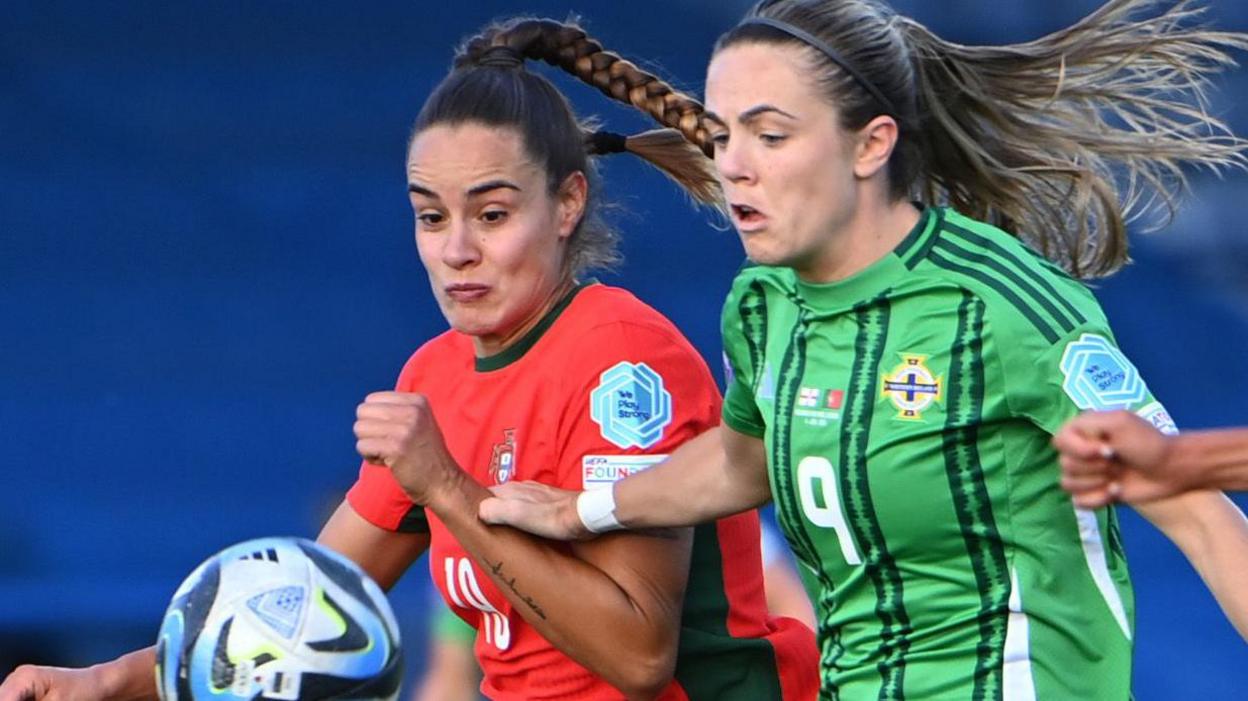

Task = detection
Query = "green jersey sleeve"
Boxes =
[1002,317,1176,436]
[720,272,768,438]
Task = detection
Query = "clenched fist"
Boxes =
[354,391,462,506]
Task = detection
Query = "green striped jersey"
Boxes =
[721,207,1168,700]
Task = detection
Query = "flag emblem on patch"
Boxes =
[826,389,844,409]
[797,387,821,407]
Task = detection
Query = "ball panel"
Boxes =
[155,537,402,701]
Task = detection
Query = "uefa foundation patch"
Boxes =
[1136,401,1178,435]
[590,361,673,449]
[582,455,667,490]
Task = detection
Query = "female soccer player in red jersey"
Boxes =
[0,17,818,701]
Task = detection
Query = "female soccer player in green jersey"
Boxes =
[479,0,1248,698]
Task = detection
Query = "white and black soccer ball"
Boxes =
[155,537,403,701]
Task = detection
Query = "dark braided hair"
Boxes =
[457,19,714,158]
[413,17,723,278]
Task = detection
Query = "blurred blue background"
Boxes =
[1,0,1244,697]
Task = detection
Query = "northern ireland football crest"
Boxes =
[882,354,943,421]
[488,429,517,484]
[590,361,672,449]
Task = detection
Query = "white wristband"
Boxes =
[576,486,624,533]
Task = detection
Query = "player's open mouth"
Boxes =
[731,203,767,230]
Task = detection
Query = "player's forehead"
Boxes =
[704,42,823,122]
[407,123,543,198]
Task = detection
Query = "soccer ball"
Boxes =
[155,537,403,701]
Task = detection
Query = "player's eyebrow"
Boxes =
[466,180,522,197]
[407,180,522,199]
[703,104,800,127]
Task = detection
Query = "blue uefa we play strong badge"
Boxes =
[590,361,673,449]
[1059,333,1148,411]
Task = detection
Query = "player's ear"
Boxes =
[852,115,899,181]
[555,171,588,240]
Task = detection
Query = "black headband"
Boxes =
[586,130,628,155]
[737,17,897,116]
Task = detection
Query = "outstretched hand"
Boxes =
[1053,410,1181,508]
[0,665,103,701]
[478,481,592,541]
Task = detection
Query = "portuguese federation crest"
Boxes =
[882,354,943,421]
[488,429,517,484]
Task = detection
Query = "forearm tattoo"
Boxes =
[486,558,548,620]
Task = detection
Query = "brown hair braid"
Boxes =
[458,18,723,208]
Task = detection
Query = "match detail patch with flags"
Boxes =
[794,386,844,427]
[582,455,667,490]
[1060,333,1148,411]
[590,361,673,449]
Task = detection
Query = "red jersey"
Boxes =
[348,283,816,700]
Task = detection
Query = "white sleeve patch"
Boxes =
[1059,333,1149,411]
[582,455,667,490]
[1136,401,1179,435]
[589,361,673,449]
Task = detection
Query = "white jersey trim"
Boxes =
[1003,566,1037,701]
[1074,506,1133,640]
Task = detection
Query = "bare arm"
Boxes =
[479,425,772,537]
[0,648,160,701]
[1056,411,1248,507]
[1134,490,1248,641]
[316,499,430,590]
[615,425,772,527]
[1165,429,1248,492]
[356,391,692,700]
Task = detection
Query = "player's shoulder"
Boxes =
[724,260,796,301]
[916,207,1108,347]
[551,283,714,384]
[559,282,696,349]
[395,328,472,387]
[720,262,799,330]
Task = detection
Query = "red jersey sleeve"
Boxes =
[553,318,722,493]
[345,350,431,533]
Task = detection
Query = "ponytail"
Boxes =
[897,0,1248,277]
[457,18,723,210]
[723,0,1248,278]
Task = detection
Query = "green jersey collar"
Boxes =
[474,281,592,372]
[794,206,940,311]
